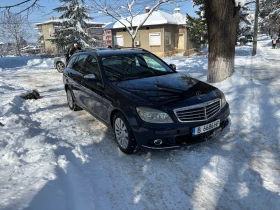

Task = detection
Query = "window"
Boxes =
[67,55,78,68]
[101,53,174,82]
[142,54,166,71]
[82,55,102,80]
[165,32,171,45]
[149,33,161,46]
[72,54,88,72]
[114,35,124,46]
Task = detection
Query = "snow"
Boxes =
[1,36,280,209]
[172,12,186,25]
[35,19,105,26]
[235,0,247,7]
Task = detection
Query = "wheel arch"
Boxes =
[110,109,123,128]
[64,84,69,91]
[110,108,137,129]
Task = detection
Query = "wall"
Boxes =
[36,21,105,54]
[111,24,192,57]
[39,23,57,54]
[112,25,165,57]
[163,25,182,57]
[104,30,112,47]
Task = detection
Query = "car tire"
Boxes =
[113,113,137,154]
[66,88,82,111]
[56,61,65,73]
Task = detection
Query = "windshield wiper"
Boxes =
[153,71,174,76]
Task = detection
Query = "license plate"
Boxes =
[192,119,220,136]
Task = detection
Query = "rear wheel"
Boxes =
[113,113,137,154]
[56,61,65,73]
[66,88,81,111]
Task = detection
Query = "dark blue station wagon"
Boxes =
[63,48,230,154]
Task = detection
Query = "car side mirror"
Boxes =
[83,74,102,88]
[169,64,176,71]
[84,74,98,80]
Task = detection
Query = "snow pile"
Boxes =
[27,58,54,68]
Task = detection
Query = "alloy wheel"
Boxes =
[114,118,129,149]
[56,62,65,73]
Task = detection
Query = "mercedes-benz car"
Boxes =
[63,48,230,154]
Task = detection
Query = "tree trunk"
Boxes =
[132,36,135,48]
[15,37,22,56]
[252,0,259,56]
[205,0,240,83]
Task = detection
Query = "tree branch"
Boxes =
[0,0,40,14]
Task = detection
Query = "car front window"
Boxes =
[67,55,78,68]
[101,53,174,81]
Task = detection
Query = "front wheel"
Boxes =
[56,61,65,73]
[113,113,137,154]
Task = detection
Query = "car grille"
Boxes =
[174,99,221,122]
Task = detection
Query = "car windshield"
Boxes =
[101,53,175,81]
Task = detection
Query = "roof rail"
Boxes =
[118,47,148,52]
[75,47,98,53]
[74,47,108,54]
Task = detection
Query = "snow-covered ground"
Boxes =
[1,37,280,210]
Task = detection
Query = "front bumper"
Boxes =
[131,103,230,151]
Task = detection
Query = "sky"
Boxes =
[1,0,198,42]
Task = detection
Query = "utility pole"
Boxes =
[252,0,259,56]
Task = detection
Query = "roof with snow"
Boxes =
[35,19,105,26]
[0,42,4,45]
[104,10,186,29]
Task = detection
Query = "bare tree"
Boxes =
[90,0,185,47]
[0,11,31,56]
[0,0,41,14]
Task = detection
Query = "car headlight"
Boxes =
[220,91,227,108]
[136,107,173,123]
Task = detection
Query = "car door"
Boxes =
[69,54,88,106]
[64,54,78,87]
[79,55,105,120]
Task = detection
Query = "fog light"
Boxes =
[154,139,163,145]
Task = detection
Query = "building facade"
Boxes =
[105,8,196,57]
[35,18,105,55]
[103,29,112,47]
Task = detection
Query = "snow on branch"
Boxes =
[91,0,180,40]
[234,0,255,7]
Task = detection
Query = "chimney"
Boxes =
[145,7,150,13]
[174,8,180,14]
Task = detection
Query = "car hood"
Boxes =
[114,73,219,110]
